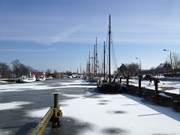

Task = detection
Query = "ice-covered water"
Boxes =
[0,80,96,93]
[0,79,180,135]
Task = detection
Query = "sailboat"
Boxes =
[97,15,121,93]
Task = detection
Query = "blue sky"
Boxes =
[0,0,180,71]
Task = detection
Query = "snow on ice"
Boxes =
[0,101,31,111]
[0,80,96,93]
[26,107,50,118]
[26,92,180,135]
[60,93,180,135]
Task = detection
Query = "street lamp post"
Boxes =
[136,57,142,94]
[136,57,142,73]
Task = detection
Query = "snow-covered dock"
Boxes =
[126,79,180,95]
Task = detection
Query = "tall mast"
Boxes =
[88,51,91,77]
[95,37,98,76]
[103,41,106,79]
[93,37,98,77]
[93,44,96,76]
[80,64,82,74]
[108,14,111,82]
[91,55,94,78]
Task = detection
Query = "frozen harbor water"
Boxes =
[0,79,180,135]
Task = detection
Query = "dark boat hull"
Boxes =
[97,82,121,94]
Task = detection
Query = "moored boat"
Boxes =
[97,15,121,93]
[21,75,36,83]
[36,76,46,81]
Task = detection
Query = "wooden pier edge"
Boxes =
[31,107,54,135]
[30,94,62,135]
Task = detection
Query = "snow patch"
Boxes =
[56,85,96,89]
[26,107,50,118]
[60,80,90,85]
[0,80,96,93]
[0,101,31,111]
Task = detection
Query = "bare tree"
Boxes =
[117,64,127,77]
[11,60,30,77]
[0,63,11,78]
[53,70,58,78]
[117,63,139,77]
[172,53,180,70]
[127,63,139,76]
[45,69,52,77]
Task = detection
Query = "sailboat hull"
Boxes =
[97,82,121,94]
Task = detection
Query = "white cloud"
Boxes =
[0,25,86,45]
[50,25,83,44]
[1,14,180,45]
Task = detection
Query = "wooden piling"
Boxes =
[154,79,159,96]
[126,77,129,86]
[54,93,58,108]
[52,93,62,128]
[120,77,122,84]
[138,75,142,89]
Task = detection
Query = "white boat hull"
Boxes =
[22,77,36,83]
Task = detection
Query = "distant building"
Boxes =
[31,71,44,78]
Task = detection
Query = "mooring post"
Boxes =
[120,77,122,84]
[52,93,62,128]
[138,75,142,89]
[54,93,58,109]
[126,76,129,86]
[138,75,142,96]
[154,79,159,96]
